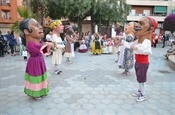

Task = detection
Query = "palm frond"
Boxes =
[11,21,20,33]
[17,7,32,19]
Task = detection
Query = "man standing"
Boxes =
[0,31,7,57]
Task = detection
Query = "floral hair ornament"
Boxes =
[50,20,62,29]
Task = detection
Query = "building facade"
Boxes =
[0,0,175,36]
[126,0,175,35]
[0,0,22,33]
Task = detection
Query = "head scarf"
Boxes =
[146,17,158,32]
[50,20,62,29]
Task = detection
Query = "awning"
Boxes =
[154,6,167,13]
[172,9,175,14]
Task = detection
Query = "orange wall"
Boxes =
[0,0,22,24]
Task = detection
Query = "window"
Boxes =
[143,10,150,16]
[6,0,10,4]
[130,10,136,16]
[1,0,5,5]
[1,11,6,19]
[7,12,11,19]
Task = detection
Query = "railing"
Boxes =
[129,13,167,17]
[0,3,10,6]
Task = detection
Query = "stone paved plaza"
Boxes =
[0,46,175,115]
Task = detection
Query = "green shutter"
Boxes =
[172,9,175,14]
[154,6,167,13]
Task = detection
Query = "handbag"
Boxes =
[22,51,27,57]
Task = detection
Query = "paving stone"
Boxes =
[72,93,83,99]
[69,103,82,109]
[74,109,87,115]
[64,98,77,104]
[83,94,94,99]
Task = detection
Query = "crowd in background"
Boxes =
[0,29,174,61]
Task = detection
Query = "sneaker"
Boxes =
[136,96,146,102]
[132,93,141,97]
[122,71,130,76]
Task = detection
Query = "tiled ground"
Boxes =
[0,46,174,115]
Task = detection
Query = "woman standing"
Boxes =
[121,22,135,75]
[64,25,75,63]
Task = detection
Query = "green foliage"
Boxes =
[46,0,130,33]
[17,6,32,19]
[30,0,49,15]
[48,0,91,22]
[93,0,130,26]
[11,6,33,32]
[11,21,21,33]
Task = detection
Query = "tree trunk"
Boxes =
[106,22,109,37]
[37,1,44,26]
[78,17,83,39]
[91,16,95,34]
[98,17,102,33]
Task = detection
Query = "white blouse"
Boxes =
[52,34,65,49]
[124,39,152,55]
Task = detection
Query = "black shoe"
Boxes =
[55,71,60,75]
[59,71,62,73]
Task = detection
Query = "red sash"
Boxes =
[135,54,149,63]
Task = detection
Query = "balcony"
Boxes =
[0,17,14,24]
[127,14,166,22]
[126,0,169,6]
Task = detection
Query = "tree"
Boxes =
[48,0,92,38]
[163,14,175,34]
[30,0,49,26]
[46,0,130,36]
[92,0,130,34]
[47,0,64,19]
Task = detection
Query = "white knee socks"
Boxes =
[139,82,146,96]
[54,64,58,71]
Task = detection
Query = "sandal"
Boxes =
[122,71,130,76]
